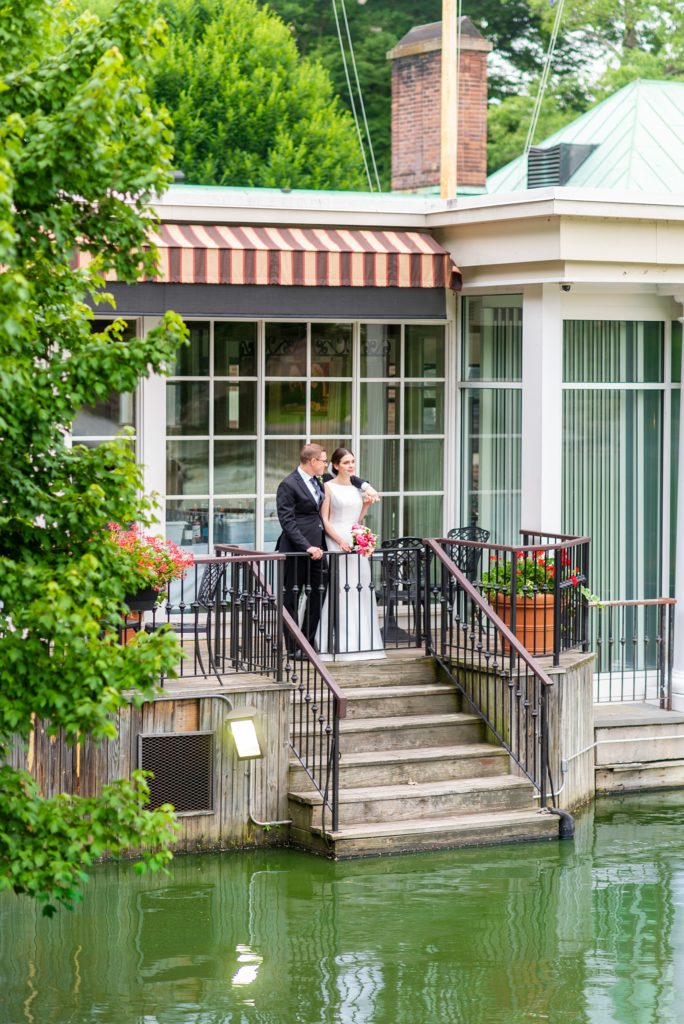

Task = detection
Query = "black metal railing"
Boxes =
[439,530,591,665]
[589,598,675,708]
[121,554,284,680]
[216,547,347,831]
[425,539,556,807]
[238,547,423,660]
[118,530,594,828]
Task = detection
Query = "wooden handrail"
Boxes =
[595,598,676,608]
[436,536,591,553]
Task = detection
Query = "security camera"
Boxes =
[561,283,572,292]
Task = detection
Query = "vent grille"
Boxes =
[138,732,214,814]
[527,143,596,188]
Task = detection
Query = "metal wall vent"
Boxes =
[138,732,214,814]
[527,143,597,188]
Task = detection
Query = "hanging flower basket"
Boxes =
[124,587,159,612]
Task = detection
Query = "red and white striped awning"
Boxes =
[77,224,461,290]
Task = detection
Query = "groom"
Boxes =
[276,443,378,654]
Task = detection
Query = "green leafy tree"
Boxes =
[268,1,593,185]
[0,0,188,914]
[146,0,366,189]
[266,2,443,190]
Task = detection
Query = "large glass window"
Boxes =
[461,389,521,544]
[562,320,670,600]
[462,295,522,381]
[72,320,137,445]
[460,296,522,542]
[165,319,447,550]
[359,323,446,546]
[563,387,662,600]
[166,321,258,552]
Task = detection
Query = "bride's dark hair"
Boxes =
[330,447,353,476]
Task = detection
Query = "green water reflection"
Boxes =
[2,791,684,1024]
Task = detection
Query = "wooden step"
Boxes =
[342,683,460,719]
[289,743,509,790]
[326,656,438,688]
[289,775,535,829]
[335,712,484,753]
[289,809,558,858]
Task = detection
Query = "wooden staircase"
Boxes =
[288,653,559,858]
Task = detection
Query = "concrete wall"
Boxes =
[546,651,596,811]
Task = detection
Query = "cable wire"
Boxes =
[338,0,381,191]
[331,0,373,190]
[331,0,372,190]
[521,0,567,185]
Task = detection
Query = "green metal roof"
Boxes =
[487,80,684,194]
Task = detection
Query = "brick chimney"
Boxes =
[387,18,491,193]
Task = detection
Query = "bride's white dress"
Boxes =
[316,483,385,661]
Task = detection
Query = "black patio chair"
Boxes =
[147,560,227,679]
[446,525,490,582]
[379,537,425,643]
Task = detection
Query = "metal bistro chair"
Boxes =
[149,561,227,679]
[379,536,425,643]
[446,525,490,582]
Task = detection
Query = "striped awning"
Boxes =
[78,224,461,290]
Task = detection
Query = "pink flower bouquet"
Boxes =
[351,523,378,557]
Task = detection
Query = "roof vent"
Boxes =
[527,143,596,188]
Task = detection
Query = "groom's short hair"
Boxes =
[300,443,324,465]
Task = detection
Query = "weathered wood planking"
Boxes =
[4,682,292,856]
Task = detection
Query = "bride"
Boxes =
[316,447,385,661]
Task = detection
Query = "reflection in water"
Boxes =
[1,792,683,1024]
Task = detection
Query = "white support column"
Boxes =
[445,286,459,533]
[520,283,564,532]
[671,312,684,709]
[138,316,167,535]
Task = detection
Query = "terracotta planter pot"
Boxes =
[491,592,555,657]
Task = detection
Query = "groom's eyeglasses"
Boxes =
[312,457,329,465]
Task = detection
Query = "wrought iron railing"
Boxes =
[120,550,347,829]
[216,547,347,831]
[242,547,423,659]
[440,530,591,665]
[119,531,593,827]
[589,598,675,708]
[121,554,284,680]
[425,539,556,807]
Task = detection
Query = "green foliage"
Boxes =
[487,80,589,173]
[0,0,187,913]
[147,0,366,189]
[1,767,177,916]
[267,2,442,190]
[530,0,684,63]
[268,1,593,185]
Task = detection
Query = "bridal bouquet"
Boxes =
[351,523,377,557]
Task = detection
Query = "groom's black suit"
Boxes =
[275,468,365,650]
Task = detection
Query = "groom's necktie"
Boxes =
[312,477,323,506]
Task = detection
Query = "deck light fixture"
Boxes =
[226,706,263,760]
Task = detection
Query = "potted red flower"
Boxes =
[107,522,194,639]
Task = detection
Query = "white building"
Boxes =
[74,53,684,704]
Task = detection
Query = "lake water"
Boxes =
[2,791,684,1024]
